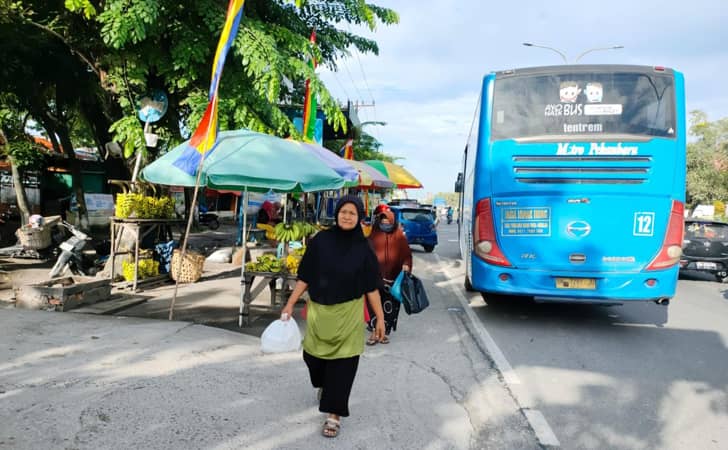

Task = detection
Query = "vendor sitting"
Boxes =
[257,200,281,224]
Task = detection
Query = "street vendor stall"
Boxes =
[109,217,183,291]
[141,129,354,325]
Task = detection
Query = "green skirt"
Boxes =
[303,297,365,360]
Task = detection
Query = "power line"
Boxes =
[330,63,351,101]
[343,24,381,148]
[341,57,365,102]
[352,46,375,104]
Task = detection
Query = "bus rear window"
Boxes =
[491,71,676,140]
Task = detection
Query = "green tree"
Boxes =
[0,0,126,225]
[0,96,47,224]
[2,0,399,226]
[687,111,728,207]
[63,0,399,161]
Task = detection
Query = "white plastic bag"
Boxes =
[205,247,233,263]
[260,315,302,353]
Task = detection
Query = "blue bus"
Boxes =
[458,65,685,305]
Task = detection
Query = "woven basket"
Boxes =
[170,249,205,283]
[16,225,52,250]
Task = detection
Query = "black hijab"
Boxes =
[296,195,381,305]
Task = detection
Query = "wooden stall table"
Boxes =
[109,217,185,291]
[240,270,298,326]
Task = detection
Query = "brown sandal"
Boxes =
[380,335,390,344]
[322,417,340,438]
[366,336,378,346]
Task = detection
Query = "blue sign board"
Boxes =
[137,90,168,123]
[293,117,324,145]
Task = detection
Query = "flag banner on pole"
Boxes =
[174,0,246,175]
[338,138,354,160]
[301,29,317,142]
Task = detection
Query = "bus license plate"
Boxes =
[555,277,596,290]
[697,262,717,270]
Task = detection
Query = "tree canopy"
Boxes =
[686,111,728,206]
[52,0,397,152]
[0,0,399,223]
[1,0,399,156]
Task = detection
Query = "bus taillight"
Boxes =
[474,198,512,267]
[646,200,685,271]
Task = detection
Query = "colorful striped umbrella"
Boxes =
[299,142,359,183]
[346,160,395,189]
[363,160,423,189]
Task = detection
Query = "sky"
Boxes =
[319,0,728,200]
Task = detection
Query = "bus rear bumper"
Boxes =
[470,259,678,302]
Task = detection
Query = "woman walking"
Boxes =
[366,204,412,345]
[281,195,386,438]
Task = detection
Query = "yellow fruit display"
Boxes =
[256,223,277,240]
[115,193,175,219]
[285,254,301,274]
[122,258,160,281]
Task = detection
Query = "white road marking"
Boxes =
[447,239,459,242]
[436,256,521,385]
[434,253,561,448]
[523,410,561,447]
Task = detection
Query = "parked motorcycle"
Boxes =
[49,221,103,278]
[198,205,220,230]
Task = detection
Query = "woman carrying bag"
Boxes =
[281,195,385,438]
[366,204,413,345]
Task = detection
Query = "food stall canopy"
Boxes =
[363,160,423,189]
[141,129,345,193]
[345,160,395,189]
[298,142,359,183]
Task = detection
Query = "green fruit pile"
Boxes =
[274,222,319,242]
[245,254,284,273]
[115,193,175,219]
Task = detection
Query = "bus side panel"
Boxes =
[673,71,687,202]
[461,75,493,280]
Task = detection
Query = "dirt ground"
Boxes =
[0,220,244,304]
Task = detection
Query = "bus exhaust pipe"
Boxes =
[654,298,670,306]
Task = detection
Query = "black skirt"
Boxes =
[303,351,360,417]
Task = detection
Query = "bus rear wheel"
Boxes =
[481,293,506,306]
[464,274,476,292]
[423,245,435,253]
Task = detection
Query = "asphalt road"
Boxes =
[433,221,728,450]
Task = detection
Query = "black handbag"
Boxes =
[400,272,429,315]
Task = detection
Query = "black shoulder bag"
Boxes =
[401,272,429,315]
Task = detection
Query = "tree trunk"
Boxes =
[9,156,31,225]
[56,124,89,229]
[0,129,32,225]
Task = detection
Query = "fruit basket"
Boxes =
[16,225,52,250]
[170,249,205,283]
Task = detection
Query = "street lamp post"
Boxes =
[574,45,624,63]
[522,43,624,64]
[522,42,568,64]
